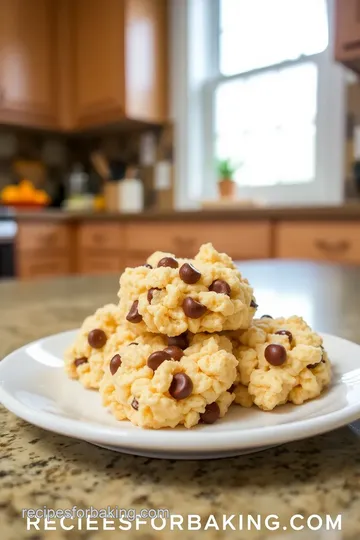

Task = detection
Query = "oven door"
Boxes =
[0,242,15,277]
[0,220,17,278]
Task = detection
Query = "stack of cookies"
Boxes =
[65,243,331,429]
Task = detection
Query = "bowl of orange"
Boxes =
[0,180,51,210]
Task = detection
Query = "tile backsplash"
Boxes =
[0,124,174,210]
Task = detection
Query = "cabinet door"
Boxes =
[74,0,126,127]
[16,252,71,279]
[125,221,272,261]
[335,0,360,71]
[125,0,168,122]
[275,221,360,264]
[0,0,57,128]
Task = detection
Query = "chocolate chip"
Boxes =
[265,344,287,366]
[182,297,207,319]
[275,330,293,343]
[157,256,178,269]
[144,263,152,268]
[261,314,273,319]
[250,299,258,308]
[167,333,189,350]
[126,300,142,323]
[147,287,160,303]
[131,398,139,410]
[163,346,184,361]
[74,357,87,367]
[307,361,321,369]
[109,354,122,375]
[179,263,201,284]
[308,348,325,369]
[200,402,220,424]
[209,279,231,296]
[88,329,107,349]
[169,373,193,400]
[147,350,171,371]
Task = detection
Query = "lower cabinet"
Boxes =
[76,222,125,275]
[124,221,272,261]
[16,221,73,279]
[15,217,360,279]
[275,221,360,264]
[77,253,124,275]
[16,252,71,279]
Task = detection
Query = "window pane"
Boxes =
[220,0,328,75]
[215,62,317,187]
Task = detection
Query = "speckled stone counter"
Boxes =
[1,261,360,540]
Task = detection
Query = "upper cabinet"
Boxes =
[0,0,168,131]
[73,0,168,128]
[0,0,58,128]
[335,0,360,73]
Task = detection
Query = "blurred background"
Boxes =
[0,0,359,279]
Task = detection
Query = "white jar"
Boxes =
[118,178,144,213]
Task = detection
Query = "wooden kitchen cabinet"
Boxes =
[124,221,272,263]
[73,0,168,128]
[76,222,125,274]
[275,221,360,264]
[0,0,168,130]
[16,252,71,279]
[335,0,360,73]
[16,222,73,279]
[0,0,58,128]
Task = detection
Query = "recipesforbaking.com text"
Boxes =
[22,510,342,533]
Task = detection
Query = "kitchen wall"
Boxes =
[0,124,175,211]
[1,78,360,210]
[346,80,360,199]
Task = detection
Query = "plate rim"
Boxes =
[1,330,360,452]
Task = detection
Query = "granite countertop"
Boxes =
[1,261,360,540]
[9,203,360,222]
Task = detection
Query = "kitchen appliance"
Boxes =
[0,208,17,278]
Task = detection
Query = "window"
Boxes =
[215,0,330,190]
[215,62,318,187]
[171,0,346,208]
[219,0,328,76]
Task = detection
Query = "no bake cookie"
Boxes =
[100,332,237,429]
[229,316,331,411]
[118,243,256,337]
[64,304,134,389]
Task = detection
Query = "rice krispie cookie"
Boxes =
[64,304,135,389]
[100,332,237,429]
[230,316,331,411]
[118,243,256,337]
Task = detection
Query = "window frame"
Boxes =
[170,0,346,209]
[201,0,346,205]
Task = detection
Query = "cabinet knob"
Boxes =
[314,239,350,253]
[43,232,57,245]
[92,233,104,243]
[173,236,195,247]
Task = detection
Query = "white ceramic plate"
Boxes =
[1,330,360,459]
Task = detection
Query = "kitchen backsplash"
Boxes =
[0,124,174,210]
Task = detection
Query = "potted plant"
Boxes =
[217,159,238,199]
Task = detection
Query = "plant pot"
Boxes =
[218,178,236,199]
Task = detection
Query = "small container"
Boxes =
[104,181,121,212]
[67,163,88,197]
[118,178,144,213]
